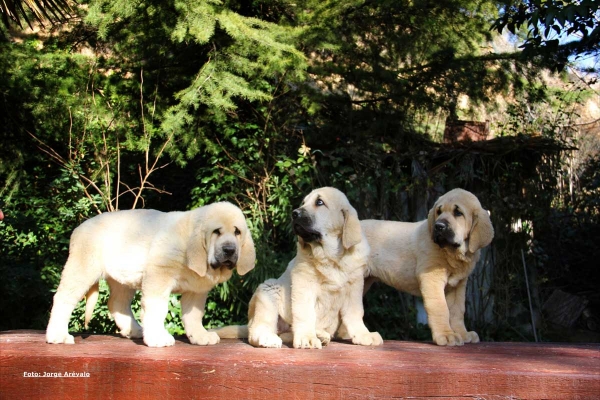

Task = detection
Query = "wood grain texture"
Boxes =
[1,330,599,399]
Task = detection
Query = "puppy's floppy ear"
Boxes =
[187,225,208,277]
[342,206,362,249]
[468,207,494,253]
[236,227,256,276]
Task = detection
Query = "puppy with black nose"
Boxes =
[362,189,494,346]
[46,202,256,347]
[433,215,461,248]
[213,187,383,349]
[291,208,322,243]
[210,229,240,269]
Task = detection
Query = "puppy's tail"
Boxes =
[84,281,100,329]
[210,325,249,339]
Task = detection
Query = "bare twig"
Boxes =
[121,68,175,210]
[130,133,174,209]
[215,163,255,186]
[68,107,73,161]
[101,129,114,211]
[116,138,121,211]
[27,130,103,215]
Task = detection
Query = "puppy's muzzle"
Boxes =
[433,219,459,248]
[212,242,238,269]
[292,208,321,242]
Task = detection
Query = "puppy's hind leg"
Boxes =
[248,280,283,348]
[46,257,102,344]
[107,278,143,339]
[84,282,100,329]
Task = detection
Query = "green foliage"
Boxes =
[85,0,307,166]
[0,167,95,330]
[297,0,524,129]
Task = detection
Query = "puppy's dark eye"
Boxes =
[454,207,463,217]
[437,208,442,216]
[315,198,324,207]
[234,227,241,236]
[213,228,221,235]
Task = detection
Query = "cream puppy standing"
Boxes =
[46,202,255,347]
[215,187,383,349]
[362,188,494,346]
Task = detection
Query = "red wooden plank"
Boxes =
[1,330,599,399]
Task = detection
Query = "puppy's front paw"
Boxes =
[463,330,479,344]
[293,334,322,349]
[46,331,75,345]
[144,330,175,347]
[316,330,331,346]
[121,325,143,339]
[433,331,464,346]
[352,331,384,346]
[249,332,283,348]
[188,331,220,346]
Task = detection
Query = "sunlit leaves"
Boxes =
[85,0,307,166]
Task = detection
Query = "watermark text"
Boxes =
[23,371,90,378]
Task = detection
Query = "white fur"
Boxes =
[46,202,255,347]
[215,187,383,349]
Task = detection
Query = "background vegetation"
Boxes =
[1,0,598,343]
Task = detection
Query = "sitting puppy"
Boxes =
[362,189,494,346]
[215,187,383,349]
[46,202,255,347]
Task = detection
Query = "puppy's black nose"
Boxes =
[222,243,236,257]
[292,209,301,220]
[435,220,448,232]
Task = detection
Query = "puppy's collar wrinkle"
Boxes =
[302,239,345,265]
[444,245,475,266]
